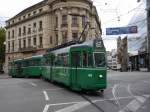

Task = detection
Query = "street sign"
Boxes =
[106,26,138,35]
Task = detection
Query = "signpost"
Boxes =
[106,26,138,35]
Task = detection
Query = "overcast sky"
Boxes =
[0,0,141,51]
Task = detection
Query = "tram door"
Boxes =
[70,51,81,88]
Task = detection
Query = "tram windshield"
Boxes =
[94,52,106,67]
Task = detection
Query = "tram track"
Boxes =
[76,85,122,112]
[79,92,105,112]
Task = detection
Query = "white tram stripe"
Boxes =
[43,91,49,101]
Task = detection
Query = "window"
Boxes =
[8,41,10,52]
[23,39,26,48]
[12,41,14,51]
[28,38,31,47]
[8,31,10,39]
[83,51,93,67]
[39,21,43,31]
[18,17,21,21]
[56,16,58,28]
[94,52,106,67]
[71,52,81,67]
[33,37,36,46]
[33,22,36,28]
[39,36,43,47]
[12,30,14,38]
[82,16,87,27]
[23,26,26,35]
[63,55,68,66]
[62,15,67,27]
[72,32,78,41]
[19,39,21,49]
[88,53,93,67]
[39,8,43,12]
[23,15,26,19]
[28,28,31,34]
[28,13,31,17]
[54,55,62,66]
[72,15,78,27]
[33,11,37,15]
[18,28,21,36]
[62,31,67,43]
[50,36,53,44]
[55,33,58,45]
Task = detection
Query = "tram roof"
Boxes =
[51,40,93,55]
[24,55,43,60]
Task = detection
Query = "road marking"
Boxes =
[29,82,37,87]
[127,84,135,98]
[55,101,90,112]
[119,96,147,112]
[42,94,150,112]
[112,84,121,109]
[43,104,49,112]
[119,84,150,112]
[43,91,49,101]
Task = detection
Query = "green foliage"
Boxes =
[0,27,6,65]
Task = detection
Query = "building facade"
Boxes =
[107,49,120,70]
[4,0,102,73]
[128,0,149,71]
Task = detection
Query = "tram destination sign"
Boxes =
[106,26,138,35]
[93,38,104,49]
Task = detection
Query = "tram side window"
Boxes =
[83,52,93,67]
[94,53,106,67]
[71,52,81,67]
[54,56,62,66]
[88,53,93,67]
[62,55,68,67]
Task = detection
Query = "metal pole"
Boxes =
[146,0,150,71]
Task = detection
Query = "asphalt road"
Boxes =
[0,71,150,112]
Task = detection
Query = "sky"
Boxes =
[0,0,141,51]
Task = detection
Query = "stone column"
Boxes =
[57,11,62,45]
[68,15,72,41]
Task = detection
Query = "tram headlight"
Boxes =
[99,75,103,78]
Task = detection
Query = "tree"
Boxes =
[0,27,6,72]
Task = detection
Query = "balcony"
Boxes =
[71,24,79,27]
[38,45,43,48]
[18,46,37,53]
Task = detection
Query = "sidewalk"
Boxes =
[0,74,11,79]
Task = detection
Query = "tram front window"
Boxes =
[94,52,106,67]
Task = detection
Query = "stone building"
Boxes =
[5,0,102,73]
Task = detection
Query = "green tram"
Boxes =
[9,55,43,78]
[9,38,107,91]
[42,38,107,91]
